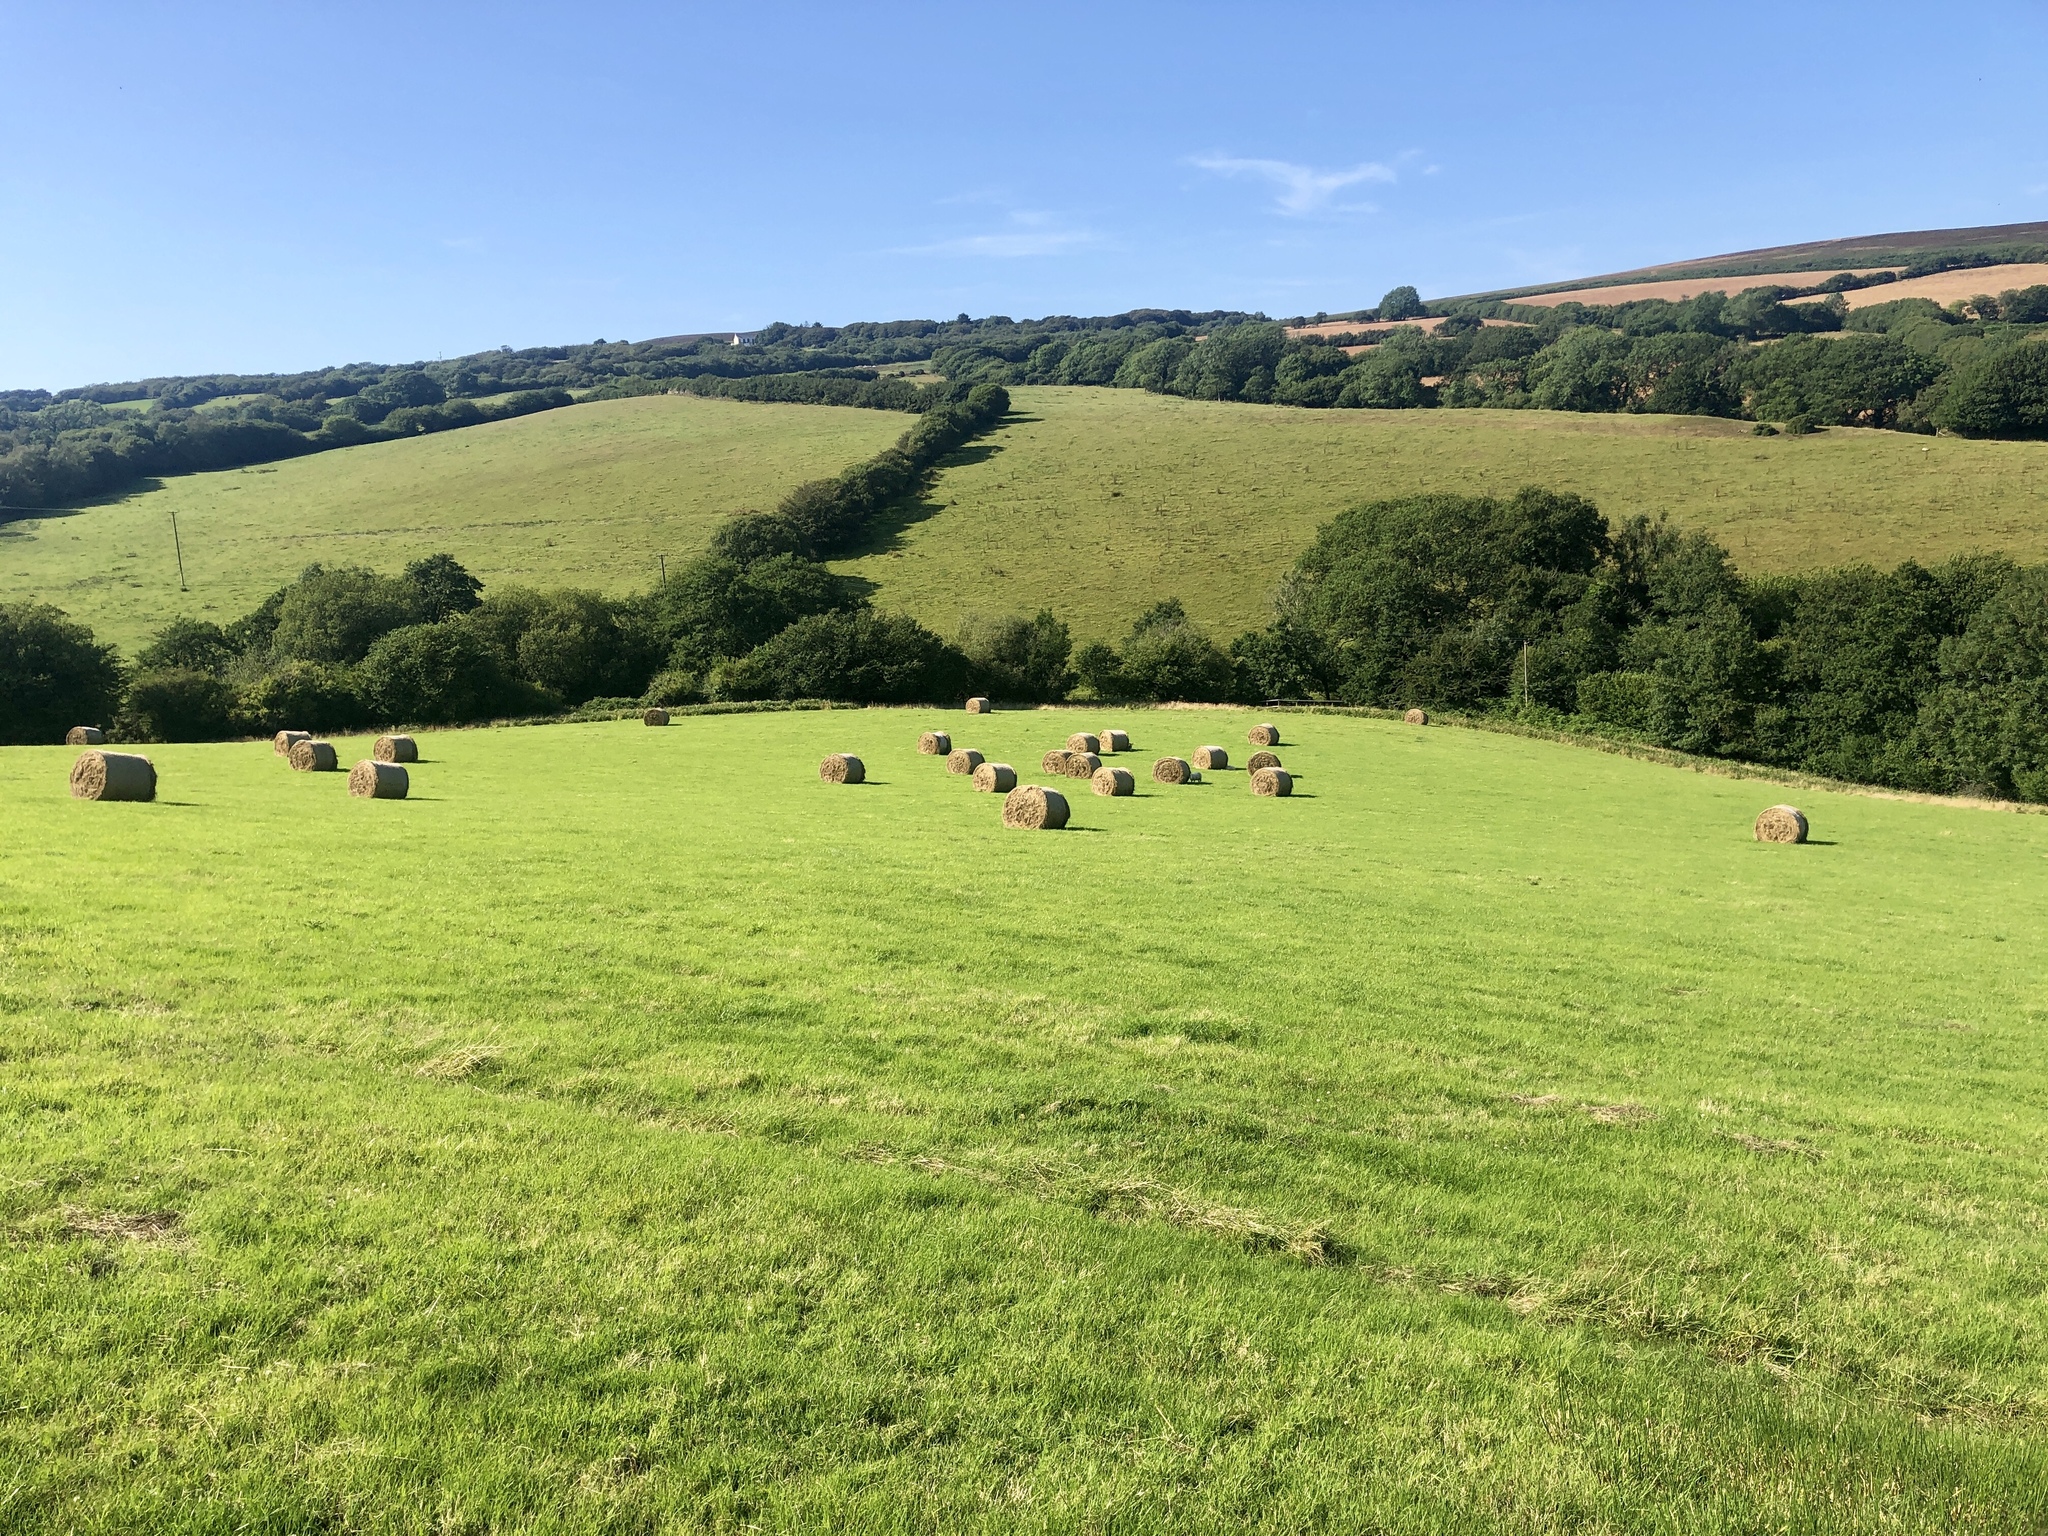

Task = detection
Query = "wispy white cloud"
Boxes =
[898,210,1100,258]
[1192,155,1396,215]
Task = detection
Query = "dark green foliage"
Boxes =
[651,554,854,676]
[1735,334,1941,428]
[955,610,1073,702]
[463,587,662,706]
[136,617,235,675]
[1915,568,2048,799]
[1378,286,1426,321]
[1073,601,1240,703]
[119,669,237,742]
[1229,619,1343,701]
[1930,340,2048,438]
[404,554,485,622]
[0,601,125,744]
[710,610,969,704]
[358,622,531,725]
[233,660,369,735]
[268,565,423,665]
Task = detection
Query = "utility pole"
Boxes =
[170,511,188,592]
[658,554,667,588]
[1520,640,1531,710]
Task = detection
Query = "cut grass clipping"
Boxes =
[68,750,154,802]
[818,752,865,784]
[971,761,1017,793]
[1250,765,1294,797]
[374,734,419,763]
[348,760,408,800]
[1002,782,1070,828]
[1755,803,1809,843]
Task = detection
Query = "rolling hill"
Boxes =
[8,383,2048,653]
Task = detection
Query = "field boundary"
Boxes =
[1296,703,2046,815]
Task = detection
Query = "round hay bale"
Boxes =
[288,739,339,773]
[1042,749,1073,775]
[1058,751,1100,779]
[918,730,952,755]
[1152,756,1192,784]
[965,696,992,714]
[1066,732,1100,754]
[1246,750,1282,772]
[1754,804,1808,844]
[1092,766,1135,797]
[273,729,311,756]
[1250,766,1294,797]
[1247,723,1281,747]
[971,761,1017,793]
[1002,784,1069,829]
[946,747,985,775]
[348,759,409,799]
[65,726,105,747]
[1098,728,1131,753]
[819,753,866,784]
[643,707,670,727]
[1404,708,1429,726]
[1192,745,1229,771]
[374,734,418,763]
[69,750,155,802]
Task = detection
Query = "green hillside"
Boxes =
[6,709,2046,1528]
[0,394,906,652]
[843,386,2048,641]
[10,384,2048,657]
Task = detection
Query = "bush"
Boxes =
[0,602,125,744]
[136,617,236,675]
[1931,340,2048,439]
[956,610,1073,701]
[233,661,370,734]
[650,554,853,673]
[120,668,237,742]
[710,610,968,703]
[1575,670,1660,733]
[358,623,530,724]
[269,565,423,663]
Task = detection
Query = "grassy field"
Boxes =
[0,395,907,652]
[840,387,2048,641]
[5,708,2047,1530]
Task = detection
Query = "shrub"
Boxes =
[710,610,968,703]
[233,660,370,734]
[1931,340,2048,439]
[120,668,237,742]
[358,622,529,724]
[1575,670,1660,733]
[0,602,125,745]
[269,564,423,663]
[136,616,236,675]
[956,610,1073,702]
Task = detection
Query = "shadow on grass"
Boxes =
[835,440,1009,565]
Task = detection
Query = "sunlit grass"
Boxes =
[5,708,2046,1530]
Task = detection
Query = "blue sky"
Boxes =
[3,1,2045,390]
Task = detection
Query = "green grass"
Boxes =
[14,386,2048,656]
[0,395,908,652]
[840,387,2048,640]
[6,709,2047,1530]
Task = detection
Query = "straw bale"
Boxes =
[1246,750,1282,772]
[819,753,866,784]
[1404,708,1429,726]
[965,697,992,714]
[374,734,418,763]
[971,761,1017,793]
[1099,728,1131,753]
[1042,749,1073,775]
[288,739,339,772]
[273,730,311,756]
[1247,723,1281,747]
[1192,745,1229,770]
[918,731,951,755]
[1250,766,1293,797]
[1066,732,1100,754]
[1754,804,1808,843]
[69,750,155,802]
[1058,751,1100,779]
[348,759,409,799]
[65,726,105,747]
[1151,756,1192,784]
[946,747,985,775]
[643,707,670,726]
[1002,784,1070,829]
[1092,766,1135,797]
